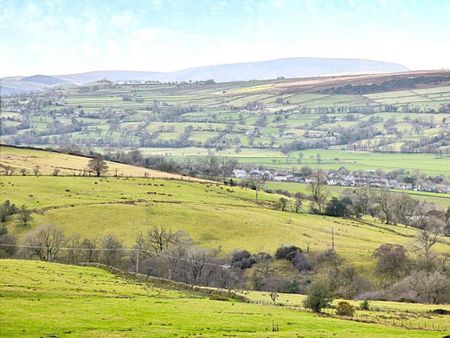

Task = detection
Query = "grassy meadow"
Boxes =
[2,175,450,274]
[0,259,446,337]
[0,145,202,180]
[265,181,450,209]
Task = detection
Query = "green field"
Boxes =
[1,147,450,273]
[2,74,449,176]
[265,181,450,209]
[0,145,200,180]
[2,174,450,273]
[0,259,446,337]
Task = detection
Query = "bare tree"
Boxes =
[80,238,99,262]
[373,244,408,280]
[407,270,450,304]
[294,192,304,213]
[18,205,32,226]
[23,224,65,261]
[393,194,418,225]
[136,225,188,257]
[309,172,329,213]
[64,233,83,264]
[374,189,397,224]
[33,165,41,176]
[413,217,444,274]
[87,156,108,177]
[100,234,124,267]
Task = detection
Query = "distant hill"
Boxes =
[58,70,164,84]
[1,57,408,93]
[58,57,408,84]
[21,74,67,85]
[166,57,409,82]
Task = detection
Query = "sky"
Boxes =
[1,0,450,77]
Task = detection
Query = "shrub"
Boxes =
[275,245,302,261]
[303,281,332,313]
[209,293,229,301]
[292,251,313,272]
[336,301,355,317]
[231,249,257,269]
[359,299,370,310]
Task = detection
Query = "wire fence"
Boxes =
[1,244,447,332]
[0,243,233,269]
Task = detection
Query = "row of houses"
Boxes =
[327,173,450,193]
[232,169,450,194]
[232,169,305,182]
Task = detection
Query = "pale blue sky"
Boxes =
[1,0,449,76]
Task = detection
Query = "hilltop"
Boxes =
[0,57,408,93]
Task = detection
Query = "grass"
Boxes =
[2,175,450,274]
[0,145,203,181]
[265,181,450,209]
[0,259,445,337]
[1,148,449,273]
[241,290,450,332]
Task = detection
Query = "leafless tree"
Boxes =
[309,172,329,213]
[23,224,65,261]
[374,189,397,224]
[294,192,304,213]
[407,270,450,304]
[80,238,99,262]
[18,205,32,226]
[64,233,83,264]
[393,194,418,225]
[33,165,41,176]
[100,234,124,267]
[373,244,408,280]
[413,217,445,274]
[87,156,108,177]
[136,225,189,257]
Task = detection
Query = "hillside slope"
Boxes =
[0,145,201,180]
[0,259,441,337]
[1,146,449,272]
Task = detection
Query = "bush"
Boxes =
[209,293,229,301]
[324,197,352,217]
[275,245,302,261]
[292,251,312,272]
[303,281,332,313]
[231,250,257,269]
[359,299,370,310]
[335,301,355,317]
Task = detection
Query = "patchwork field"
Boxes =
[2,71,449,176]
[0,259,446,337]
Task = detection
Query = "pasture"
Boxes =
[0,259,445,337]
[2,175,450,273]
